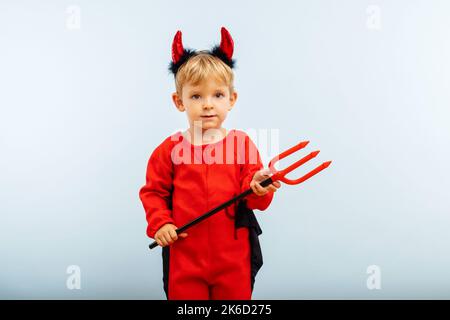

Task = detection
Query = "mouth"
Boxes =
[200,115,217,119]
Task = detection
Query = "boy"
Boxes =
[139,27,280,300]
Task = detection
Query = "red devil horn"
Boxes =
[172,30,185,64]
[219,27,234,60]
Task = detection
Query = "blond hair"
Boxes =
[174,51,235,96]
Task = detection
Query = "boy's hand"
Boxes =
[250,168,281,196]
[154,223,188,247]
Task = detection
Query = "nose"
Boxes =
[202,97,214,110]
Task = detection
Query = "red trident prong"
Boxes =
[268,141,332,185]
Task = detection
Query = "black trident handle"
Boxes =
[149,177,274,250]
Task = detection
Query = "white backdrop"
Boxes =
[1,0,450,299]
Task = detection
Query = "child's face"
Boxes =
[172,77,238,132]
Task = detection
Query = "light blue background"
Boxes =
[1,0,449,299]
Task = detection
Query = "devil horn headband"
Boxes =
[168,26,235,76]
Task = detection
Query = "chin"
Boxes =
[201,123,220,130]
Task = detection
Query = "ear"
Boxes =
[228,91,238,111]
[172,92,185,112]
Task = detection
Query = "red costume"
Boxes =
[139,129,274,299]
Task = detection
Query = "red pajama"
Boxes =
[139,129,273,300]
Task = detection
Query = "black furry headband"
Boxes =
[168,27,235,76]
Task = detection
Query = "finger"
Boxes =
[267,185,277,193]
[163,233,173,245]
[156,238,163,247]
[252,180,267,196]
[255,182,268,195]
[169,229,178,241]
[255,169,271,183]
[179,233,188,238]
[159,236,168,247]
[257,186,268,195]
[273,181,281,188]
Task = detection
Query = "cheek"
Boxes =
[220,101,231,113]
[217,109,229,120]
[185,103,200,115]
[185,109,198,121]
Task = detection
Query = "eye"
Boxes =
[191,94,200,100]
[215,92,225,98]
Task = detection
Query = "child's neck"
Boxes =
[184,127,228,146]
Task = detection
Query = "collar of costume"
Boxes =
[168,26,235,76]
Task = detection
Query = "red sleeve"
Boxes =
[139,140,175,239]
[239,133,274,211]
